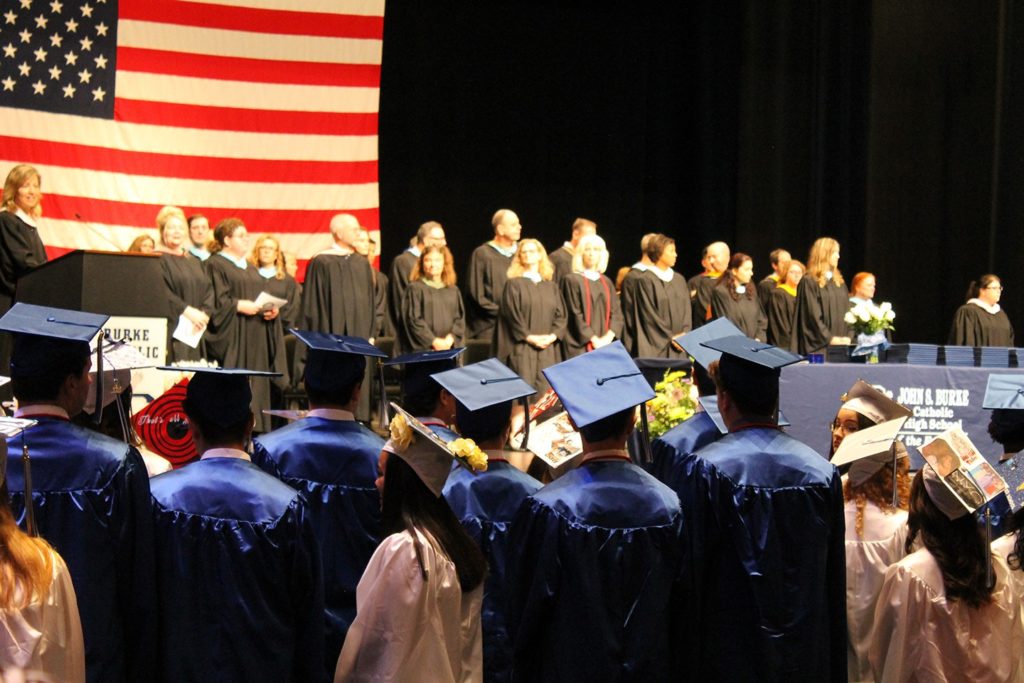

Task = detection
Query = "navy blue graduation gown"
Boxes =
[676,427,847,682]
[506,460,684,682]
[648,410,722,486]
[150,457,325,683]
[252,417,383,673]
[443,459,542,683]
[5,417,157,683]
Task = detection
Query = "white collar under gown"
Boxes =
[334,527,483,683]
[844,499,909,683]
[0,546,85,682]
[869,544,1024,682]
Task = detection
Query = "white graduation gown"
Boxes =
[335,528,483,683]
[870,546,1024,682]
[845,500,909,683]
[0,547,85,682]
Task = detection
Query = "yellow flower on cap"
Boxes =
[448,438,488,473]
[389,412,413,451]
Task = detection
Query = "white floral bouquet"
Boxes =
[845,301,895,335]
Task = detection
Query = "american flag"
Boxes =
[0,0,383,278]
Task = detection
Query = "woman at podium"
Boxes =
[948,274,1014,347]
[154,206,214,363]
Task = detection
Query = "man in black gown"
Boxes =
[687,241,730,328]
[301,213,382,421]
[547,217,596,284]
[465,208,521,341]
[757,248,791,315]
[388,220,447,334]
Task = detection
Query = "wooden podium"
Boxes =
[15,250,167,317]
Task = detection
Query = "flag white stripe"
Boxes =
[119,19,383,65]
[0,109,379,162]
[0,162,380,210]
[181,0,386,17]
[38,218,334,259]
[116,71,381,114]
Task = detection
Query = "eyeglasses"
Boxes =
[986,285,1004,291]
[831,420,860,435]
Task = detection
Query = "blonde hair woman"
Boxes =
[560,234,622,359]
[0,164,48,328]
[791,237,852,354]
[249,234,301,330]
[154,206,213,362]
[493,238,566,399]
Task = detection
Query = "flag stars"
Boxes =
[2,76,14,91]
[32,46,47,61]
[34,14,47,28]
[62,82,74,97]
[47,64,60,79]
[95,21,107,37]
[80,4,93,19]
[3,11,17,25]
[91,85,104,101]
[49,33,62,47]
[49,0,62,12]
[78,68,90,83]
[93,54,106,69]
[19,29,32,43]
[32,79,45,95]
[19,0,32,9]
[79,36,92,51]
[64,50,76,65]
[2,43,15,58]
[65,18,77,32]
[17,61,30,76]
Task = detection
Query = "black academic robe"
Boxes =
[375,270,393,338]
[398,280,466,354]
[560,272,624,359]
[493,277,566,395]
[757,275,779,315]
[206,254,289,432]
[466,243,514,340]
[626,269,691,359]
[160,253,215,363]
[548,245,574,283]
[387,250,418,334]
[948,302,1015,347]
[767,286,798,349]
[301,251,379,339]
[257,272,302,331]
[710,284,767,341]
[0,211,47,373]
[791,274,851,355]
[618,266,646,356]
[687,272,720,328]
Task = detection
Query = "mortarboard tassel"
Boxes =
[376,359,390,431]
[519,396,530,452]
[21,432,36,537]
[638,405,652,465]
[891,443,900,509]
[984,507,995,591]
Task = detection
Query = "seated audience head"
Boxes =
[181,369,270,450]
[3,164,42,218]
[572,234,609,274]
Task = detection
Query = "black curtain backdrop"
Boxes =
[379,1,1022,345]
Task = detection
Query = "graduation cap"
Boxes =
[291,329,386,395]
[982,374,1024,461]
[0,417,39,535]
[699,335,802,418]
[431,358,536,446]
[840,379,912,426]
[831,416,909,507]
[384,348,466,403]
[542,341,655,461]
[673,317,744,369]
[698,395,791,435]
[82,338,156,446]
[384,402,487,497]
[0,303,110,424]
[157,366,281,428]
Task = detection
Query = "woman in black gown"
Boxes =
[249,234,301,330]
[205,218,288,433]
[766,260,804,349]
[154,205,213,363]
[710,252,766,341]
[791,237,852,355]
[399,246,464,354]
[494,238,566,397]
[560,234,622,359]
[948,274,1015,347]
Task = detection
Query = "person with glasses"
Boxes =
[948,274,1015,347]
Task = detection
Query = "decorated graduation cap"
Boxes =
[291,329,387,395]
[0,303,110,424]
[431,358,536,445]
[384,402,487,497]
[0,417,39,535]
[543,341,655,460]
[983,374,1024,410]
[384,348,466,404]
[840,379,913,426]
[84,338,155,445]
[673,317,744,370]
[831,416,909,506]
[158,366,281,428]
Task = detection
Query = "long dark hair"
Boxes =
[906,470,994,608]
[718,252,754,301]
[381,454,486,592]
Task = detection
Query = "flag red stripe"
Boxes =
[117,47,382,88]
[45,195,381,232]
[3,136,379,185]
[118,1,384,40]
[112,98,379,136]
